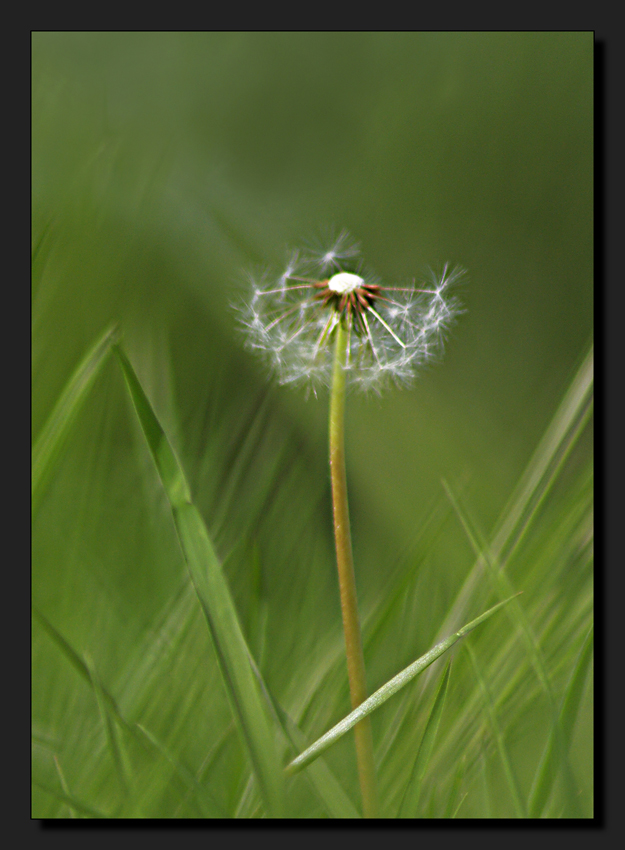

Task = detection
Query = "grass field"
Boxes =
[32,32,593,818]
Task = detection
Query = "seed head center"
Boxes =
[328,272,364,294]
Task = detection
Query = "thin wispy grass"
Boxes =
[32,328,592,819]
[31,323,118,516]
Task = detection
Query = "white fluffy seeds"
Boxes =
[238,231,464,391]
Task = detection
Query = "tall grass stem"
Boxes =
[329,320,378,818]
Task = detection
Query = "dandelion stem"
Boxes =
[329,320,378,818]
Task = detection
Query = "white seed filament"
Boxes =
[328,272,364,294]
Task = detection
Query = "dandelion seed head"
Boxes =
[236,232,464,391]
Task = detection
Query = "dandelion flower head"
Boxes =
[238,231,464,391]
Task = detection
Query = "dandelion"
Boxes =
[239,231,464,391]
[236,231,465,818]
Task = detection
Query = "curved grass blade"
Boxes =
[287,595,518,775]
[32,324,118,515]
[115,345,284,817]
[398,660,451,818]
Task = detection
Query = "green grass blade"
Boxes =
[466,643,527,817]
[442,755,467,818]
[115,345,284,817]
[451,792,469,818]
[443,480,552,688]
[32,324,118,515]
[33,610,156,815]
[52,755,76,818]
[287,595,518,775]
[283,714,361,819]
[528,626,593,817]
[32,609,132,732]
[137,724,225,818]
[398,660,451,818]
[34,599,260,818]
[478,750,494,818]
[429,346,593,649]
[247,653,360,818]
[84,653,131,800]
[445,479,586,818]
[33,780,110,819]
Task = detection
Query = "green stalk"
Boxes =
[329,319,378,818]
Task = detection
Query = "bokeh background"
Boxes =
[32,32,593,818]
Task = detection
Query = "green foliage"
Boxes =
[32,33,592,818]
[115,345,284,816]
[32,324,118,516]
[398,661,451,818]
[287,597,517,776]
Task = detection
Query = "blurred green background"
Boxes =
[32,32,592,818]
